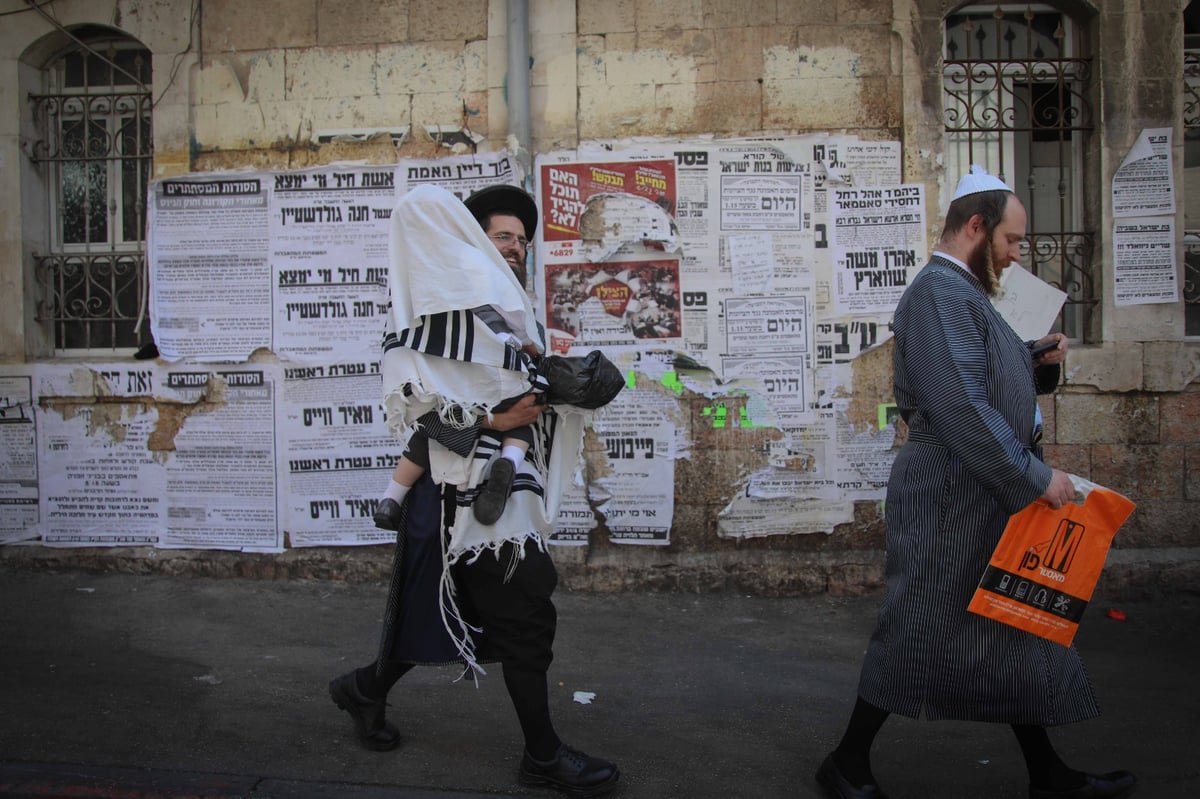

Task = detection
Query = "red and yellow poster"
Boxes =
[540,160,677,241]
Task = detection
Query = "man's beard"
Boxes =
[966,234,1000,296]
[509,260,527,287]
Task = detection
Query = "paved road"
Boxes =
[1,570,1196,798]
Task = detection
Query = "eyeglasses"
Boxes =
[489,232,531,251]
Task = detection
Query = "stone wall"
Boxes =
[0,0,1197,597]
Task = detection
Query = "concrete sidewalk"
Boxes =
[1,569,1197,798]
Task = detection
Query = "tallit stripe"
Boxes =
[431,312,453,357]
[449,310,462,360]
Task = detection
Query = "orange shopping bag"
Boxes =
[967,476,1136,647]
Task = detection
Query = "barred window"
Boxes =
[1184,1,1200,337]
[30,28,152,353]
[944,3,1095,341]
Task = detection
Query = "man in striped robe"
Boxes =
[816,167,1136,799]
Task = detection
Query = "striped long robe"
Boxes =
[857,256,1100,725]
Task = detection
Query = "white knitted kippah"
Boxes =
[952,164,1013,200]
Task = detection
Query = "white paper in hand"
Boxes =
[991,264,1067,340]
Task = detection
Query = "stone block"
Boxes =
[1064,344,1143,392]
[663,500,718,551]
[767,40,861,81]
[636,0,704,31]
[764,76,893,130]
[1071,547,1200,601]
[832,501,886,549]
[603,47,691,86]
[312,136,404,165]
[244,53,288,103]
[197,53,286,106]
[835,0,890,25]
[776,0,837,26]
[531,83,577,148]
[298,94,405,136]
[151,54,199,109]
[1108,296,1180,357]
[648,82,699,134]
[576,35,608,87]
[195,59,250,104]
[1113,499,1200,549]
[1091,444,1184,501]
[202,0,316,52]
[192,101,281,150]
[702,0,777,29]
[193,148,292,173]
[530,32,577,88]
[730,559,830,596]
[794,25,892,78]
[412,90,485,128]
[286,45,377,100]
[675,447,766,507]
[1054,393,1159,445]
[578,83,658,138]
[1161,390,1200,444]
[530,0,576,35]
[151,152,193,179]
[409,0,487,42]
[317,0,408,46]
[377,41,486,95]
[710,26,794,83]
[826,558,885,596]
[638,27,710,62]
[1041,444,1091,479]
[691,80,763,135]
[1144,343,1200,393]
[579,0,637,35]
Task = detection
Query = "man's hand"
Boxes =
[1033,333,1069,365]
[1040,468,1076,509]
[482,394,543,432]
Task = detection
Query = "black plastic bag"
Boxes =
[538,350,624,409]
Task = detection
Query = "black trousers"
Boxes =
[454,537,558,673]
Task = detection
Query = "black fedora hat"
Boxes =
[463,184,538,240]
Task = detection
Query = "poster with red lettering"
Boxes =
[540,160,677,242]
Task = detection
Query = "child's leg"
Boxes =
[385,432,430,500]
[375,433,430,530]
[474,425,534,525]
[499,425,534,467]
[384,456,424,503]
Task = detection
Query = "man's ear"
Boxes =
[968,213,987,238]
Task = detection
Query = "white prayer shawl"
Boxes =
[388,184,542,352]
[380,337,584,558]
[382,184,585,677]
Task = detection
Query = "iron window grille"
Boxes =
[944,3,1096,342]
[1183,9,1200,337]
[29,36,152,353]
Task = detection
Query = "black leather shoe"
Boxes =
[327,671,400,751]
[1030,771,1137,799]
[372,497,404,531]
[473,458,515,525]
[816,753,889,799]
[518,744,620,797]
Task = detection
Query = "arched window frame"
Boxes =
[27,26,153,355]
[943,2,1097,341]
